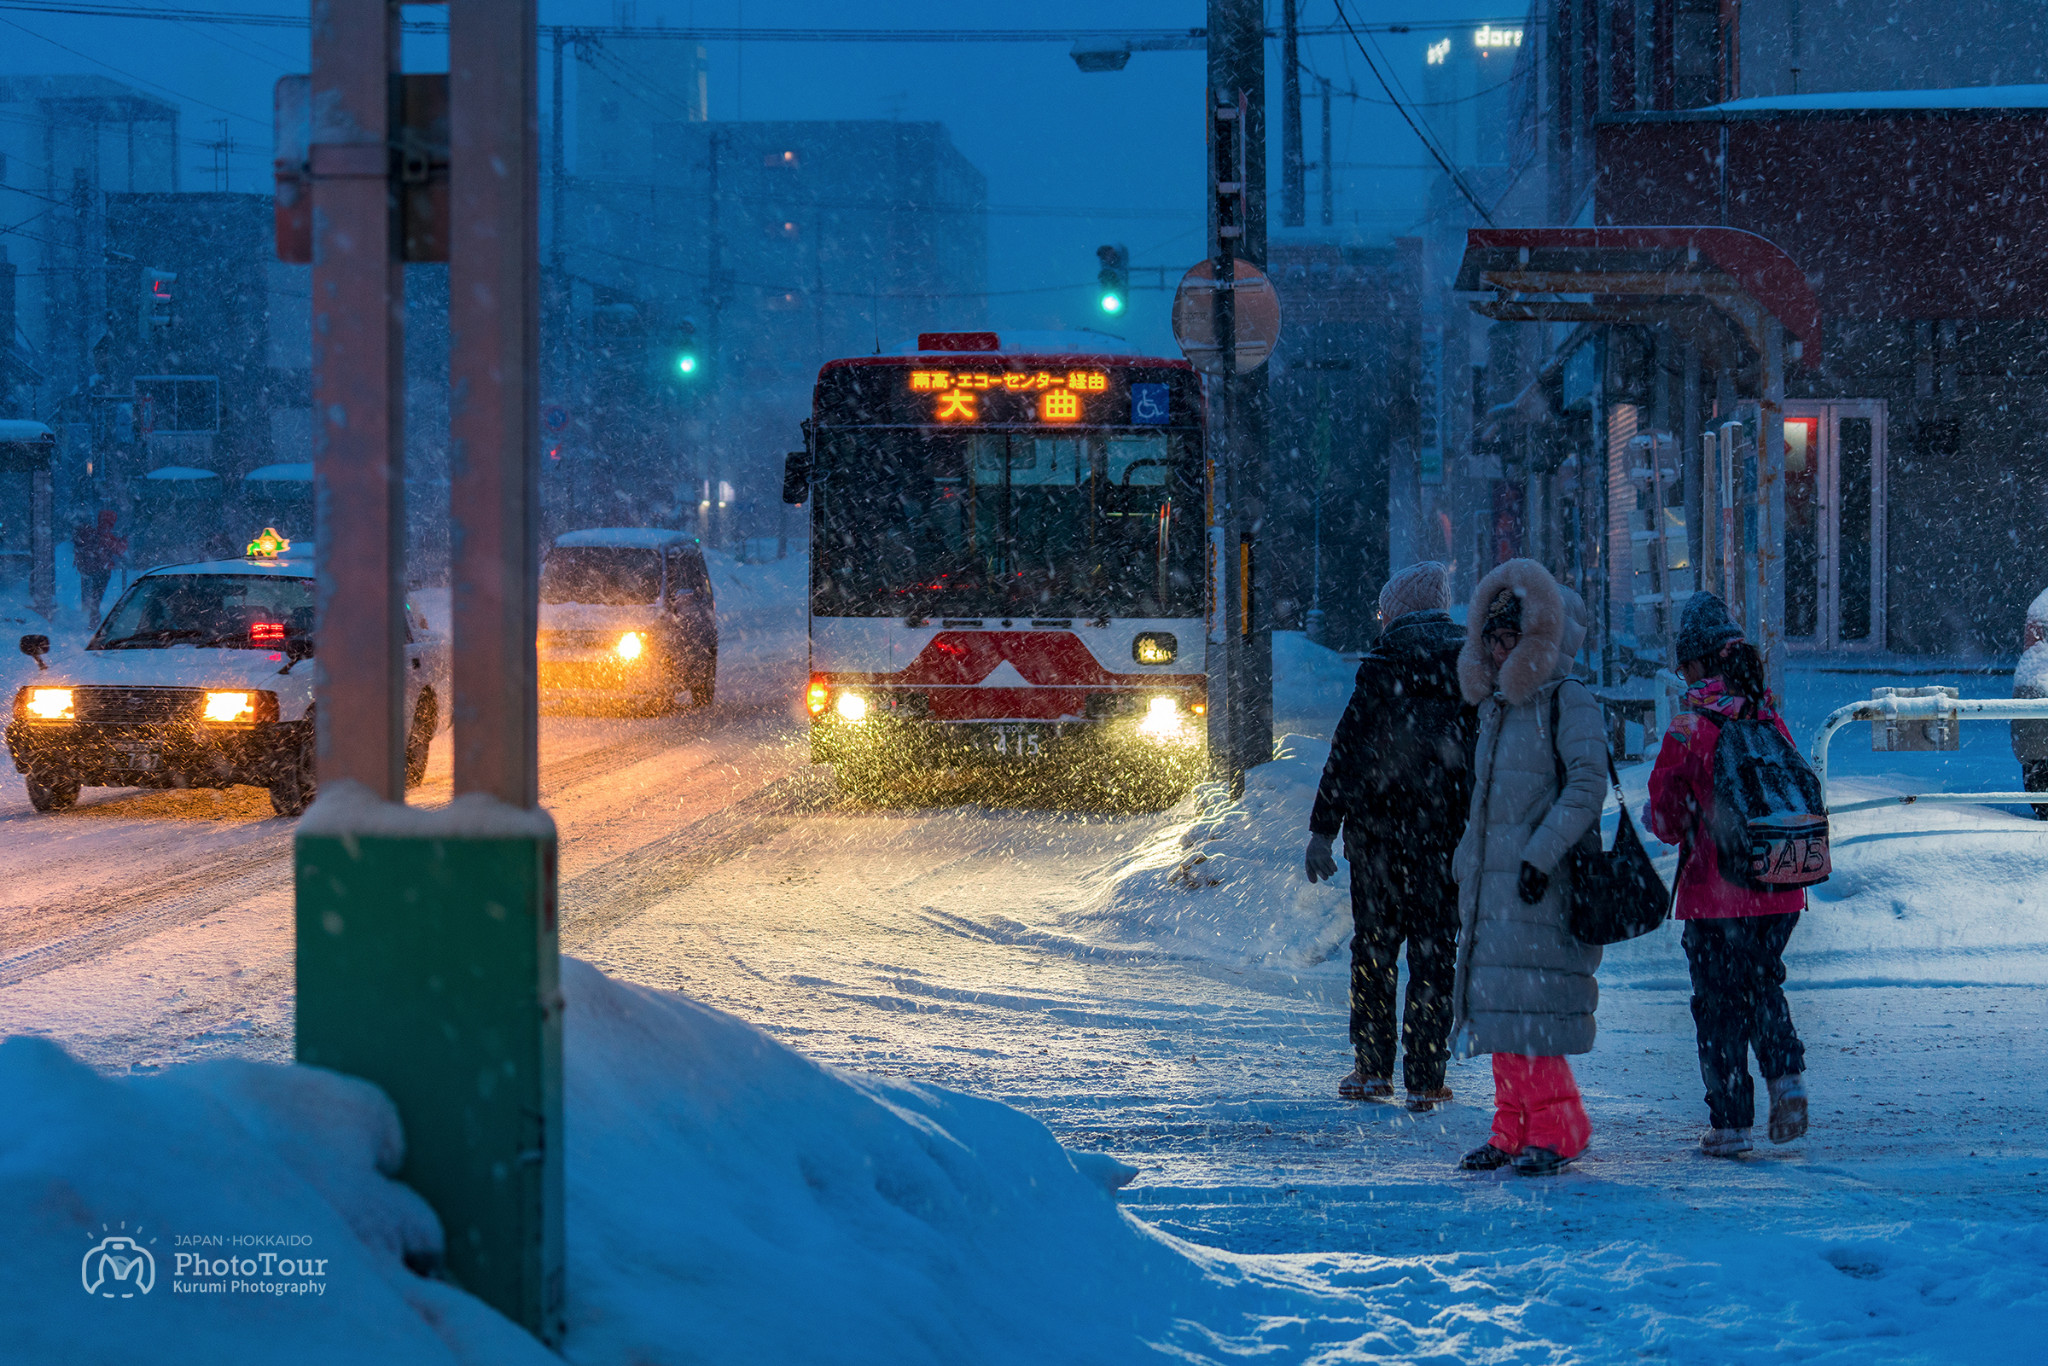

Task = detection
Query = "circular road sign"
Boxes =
[1171,258,1280,374]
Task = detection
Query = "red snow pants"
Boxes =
[1488,1053,1591,1158]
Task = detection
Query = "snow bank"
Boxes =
[1060,736,1351,973]
[0,1037,554,1364]
[560,958,1272,1365]
[1271,630,1358,732]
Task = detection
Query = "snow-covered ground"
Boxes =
[5,562,2046,1363]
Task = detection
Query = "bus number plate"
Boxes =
[986,724,1045,760]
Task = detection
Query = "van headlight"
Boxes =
[835,691,870,723]
[615,631,645,661]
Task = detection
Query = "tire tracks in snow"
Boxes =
[0,708,804,990]
[558,767,839,953]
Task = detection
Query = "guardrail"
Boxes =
[1809,694,2048,814]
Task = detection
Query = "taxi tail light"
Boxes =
[805,678,830,715]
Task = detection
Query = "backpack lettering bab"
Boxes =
[1706,715,1832,889]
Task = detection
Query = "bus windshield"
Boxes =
[811,428,1201,619]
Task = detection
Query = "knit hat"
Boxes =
[1377,561,1451,623]
[1482,586,1523,636]
[1676,592,1745,664]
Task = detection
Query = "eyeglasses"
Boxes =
[1483,629,1522,650]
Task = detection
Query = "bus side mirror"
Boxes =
[782,451,811,505]
[19,634,49,670]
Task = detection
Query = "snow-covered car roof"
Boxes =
[140,547,318,578]
[552,528,697,550]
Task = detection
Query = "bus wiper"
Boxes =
[97,628,204,648]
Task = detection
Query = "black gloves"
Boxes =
[1517,862,1550,904]
[1304,833,1338,884]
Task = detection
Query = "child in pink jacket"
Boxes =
[1647,594,1809,1158]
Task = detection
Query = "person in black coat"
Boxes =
[1304,562,1478,1110]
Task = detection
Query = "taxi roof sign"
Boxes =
[246,527,292,559]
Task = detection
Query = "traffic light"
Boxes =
[673,318,701,379]
[1096,244,1129,315]
[142,267,175,329]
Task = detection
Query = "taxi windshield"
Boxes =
[92,574,317,650]
[541,547,662,605]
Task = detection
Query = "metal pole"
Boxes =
[451,0,542,807]
[1281,0,1304,229]
[309,0,407,801]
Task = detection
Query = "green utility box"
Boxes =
[295,828,564,1343]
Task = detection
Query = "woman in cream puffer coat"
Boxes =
[1449,558,1608,1176]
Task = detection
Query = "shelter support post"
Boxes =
[1758,319,1787,696]
[295,0,563,1344]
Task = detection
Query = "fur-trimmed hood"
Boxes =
[1457,559,1588,706]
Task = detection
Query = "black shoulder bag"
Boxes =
[1549,683,1671,946]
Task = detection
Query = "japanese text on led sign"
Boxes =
[909,370,1108,393]
[915,369,1107,424]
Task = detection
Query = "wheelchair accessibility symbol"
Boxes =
[1131,383,1170,425]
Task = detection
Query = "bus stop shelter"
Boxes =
[1453,226,1822,690]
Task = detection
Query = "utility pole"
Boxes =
[1206,0,1271,783]
[1319,75,1334,227]
[1281,0,1304,229]
[703,126,723,547]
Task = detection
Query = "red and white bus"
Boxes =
[783,332,1209,796]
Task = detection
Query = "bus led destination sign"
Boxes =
[913,369,1107,425]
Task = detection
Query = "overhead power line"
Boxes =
[0,2,1535,44]
[1327,0,1495,226]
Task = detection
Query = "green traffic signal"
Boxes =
[1096,243,1129,320]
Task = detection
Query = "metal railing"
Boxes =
[1809,694,2048,814]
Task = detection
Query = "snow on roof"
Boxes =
[144,546,317,577]
[144,464,219,481]
[552,527,695,550]
[892,330,1143,357]
[244,461,313,482]
[0,419,52,443]
[1710,84,2048,113]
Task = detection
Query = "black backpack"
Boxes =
[1705,713,1832,890]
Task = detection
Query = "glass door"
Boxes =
[1782,401,1887,651]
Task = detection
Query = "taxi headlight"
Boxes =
[24,687,73,720]
[203,691,257,724]
[615,631,645,661]
[835,691,870,723]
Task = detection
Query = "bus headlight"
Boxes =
[203,691,256,724]
[1136,694,1187,742]
[615,631,645,661]
[24,687,74,720]
[835,691,870,723]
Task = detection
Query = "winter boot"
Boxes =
[1699,1126,1754,1158]
[1511,1145,1574,1176]
[1767,1074,1809,1144]
[1338,1067,1394,1102]
[1406,1086,1454,1112]
[1459,1143,1514,1171]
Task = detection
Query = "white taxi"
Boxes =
[7,530,448,816]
